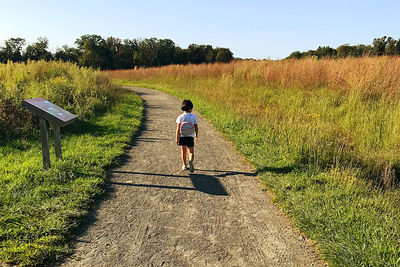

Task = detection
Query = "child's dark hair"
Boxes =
[181,99,193,111]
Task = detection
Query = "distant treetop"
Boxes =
[287,36,400,59]
[0,35,234,69]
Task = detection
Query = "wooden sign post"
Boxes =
[22,98,77,169]
[39,118,51,168]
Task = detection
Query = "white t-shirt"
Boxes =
[176,112,198,137]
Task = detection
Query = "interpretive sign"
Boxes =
[22,98,77,168]
[22,98,77,127]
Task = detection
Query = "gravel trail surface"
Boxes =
[60,87,325,266]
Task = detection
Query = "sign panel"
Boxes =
[22,98,77,126]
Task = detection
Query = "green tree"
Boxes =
[286,36,399,59]
[288,51,303,59]
[372,36,387,56]
[106,37,123,69]
[215,48,233,63]
[337,44,354,58]
[106,37,139,69]
[132,38,176,67]
[205,45,216,63]
[25,37,53,61]
[396,39,400,55]
[120,39,138,69]
[354,44,371,57]
[187,44,207,64]
[75,34,112,69]
[315,46,336,58]
[303,49,317,58]
[0,38,26,62]
[133,38,158,67]
[385,37,397,55]
[173,46,189,64]
[157,39,176,66]
[54,45,80,63]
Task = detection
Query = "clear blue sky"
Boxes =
[1,0,399,59]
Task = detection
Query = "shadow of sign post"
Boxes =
[22,98,77,169]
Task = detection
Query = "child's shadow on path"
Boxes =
[189,173,228,196]
[111,170,235,196]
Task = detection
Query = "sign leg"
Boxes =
[53,125,62,159]
[39,118,51,168]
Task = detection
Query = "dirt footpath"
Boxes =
[60,87,325,266]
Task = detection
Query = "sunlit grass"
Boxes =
[111,57,400,266]
[108,58,400,187]
[0,60,119,138]
[0,91,143,266]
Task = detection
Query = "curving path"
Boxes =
[60,87,325,266]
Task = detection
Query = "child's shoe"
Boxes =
[182,164,187,171]
[188,161,194,173]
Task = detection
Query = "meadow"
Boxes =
[108,57,400,266]
[0,61,143,266]
[0,60,120,138]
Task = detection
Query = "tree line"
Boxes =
[287,36,400,59]
[0,35,234,69]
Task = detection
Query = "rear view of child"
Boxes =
[176,100,198,172]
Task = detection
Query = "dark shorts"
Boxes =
[179,137,194,147]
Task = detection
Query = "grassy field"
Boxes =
[0,61,143,266]
[108,57,400,266]
[0,60,119,138]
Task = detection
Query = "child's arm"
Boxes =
[176,124,181,145]
[194,124,199,140]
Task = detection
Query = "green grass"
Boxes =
[121,80,400,267]
[1,60,119,138]
[0,90,143,266]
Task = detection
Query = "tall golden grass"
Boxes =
[0,60,120,138]
[107,57,400,187]
[107,57,400,97]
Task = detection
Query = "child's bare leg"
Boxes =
[188,146,194,162]
[181,146,187,166]
[187,146,195,172]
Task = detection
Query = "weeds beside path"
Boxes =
[0,90,143,266]
[118,80,400,267]
[61,87,324,266]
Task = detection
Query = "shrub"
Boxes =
[0,60,120,138]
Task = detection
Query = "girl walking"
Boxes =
[176,99,198,172]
